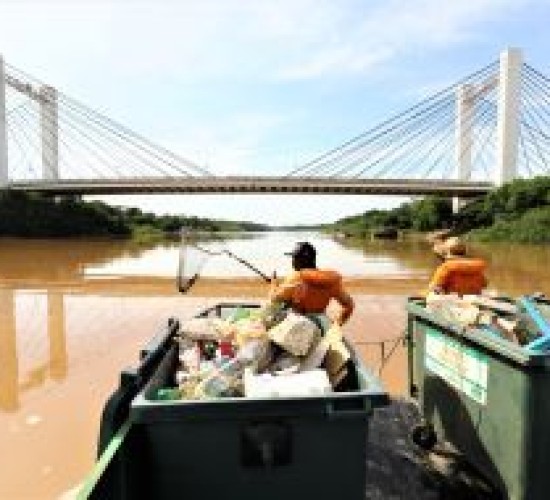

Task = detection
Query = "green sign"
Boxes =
[424,327,488,405]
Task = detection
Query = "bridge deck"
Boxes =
[8,176,492,196]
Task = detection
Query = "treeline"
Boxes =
[331,176,550,244]
[0,191,268,238]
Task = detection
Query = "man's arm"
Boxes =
[269,273,299,303]
[334,288,354,325]
[426,263,449,295]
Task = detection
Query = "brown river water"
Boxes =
[1,232,549,499]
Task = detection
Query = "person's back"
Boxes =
[429,257,487,295]
[270,242,354,325]
[427,237,487,296]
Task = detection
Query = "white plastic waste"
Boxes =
[244,368,332,398]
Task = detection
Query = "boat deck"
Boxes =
[366,399,501,499]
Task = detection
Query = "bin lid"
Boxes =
[407,298,550,368]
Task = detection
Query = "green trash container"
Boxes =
[87,302,389,500]
[406,297,550,500]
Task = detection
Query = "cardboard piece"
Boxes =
[324,336,351,383]
[268,312,321,356]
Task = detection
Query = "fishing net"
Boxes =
[177,230,271,293]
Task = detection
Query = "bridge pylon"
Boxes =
[40,85,59,180]
[453,47,523,212]
[453,83,474,213]
[496,47,522,186]
[0,55,7,188]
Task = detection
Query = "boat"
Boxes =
[79,302,389,500]
[371,227,398,240]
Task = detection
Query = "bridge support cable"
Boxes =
[469,101,499,180]
[0,55,8,187]
[322,96,452,179]
[518,94,549,175]
[358,70,497,183]
[55,94,196,179]
[320,94,455,177]
[285,61,499,179]
[357,99,457,180]
[56,92,212,177]
[13,98,113,181]
[518,125,533,177]
[512,66,550,175]
[453,85,498,211]
[5,116,38,180]
[455,85,474,186]
[5,109,44,180]
[14,93,154,181]
[337,97,456,179]
[468,68,550,178]
[3,62,212,182]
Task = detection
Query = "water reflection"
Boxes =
[0,290,67,413]
[0,289,18,411]
[0,237,173,281]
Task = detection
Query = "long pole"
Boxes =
[223,249,271,282]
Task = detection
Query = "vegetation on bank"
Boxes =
[330,176,550,244]
[0,191,268,238]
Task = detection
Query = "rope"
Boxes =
[354,331,407,376]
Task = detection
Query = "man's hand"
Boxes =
[268,271,279,299]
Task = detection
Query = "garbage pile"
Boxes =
[426,293,550,350]
[155,304,353,401]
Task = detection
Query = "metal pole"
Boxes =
[453,84,474,213]
[496,47,522,186]
[0,55,8,187]
[40,85,59,180]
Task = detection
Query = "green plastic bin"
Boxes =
[406,297,550,500]
[86,303,388,500]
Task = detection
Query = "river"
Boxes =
[1,232,549,498]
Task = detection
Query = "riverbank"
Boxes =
[328,176,550,245]
[0,190,268,239]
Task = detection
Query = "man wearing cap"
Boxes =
[427,237,488,296]
[269,242,354,327]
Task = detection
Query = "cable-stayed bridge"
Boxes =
[1,48,549,199]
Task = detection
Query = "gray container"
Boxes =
[407,297,550,500]
[86,303,388,500]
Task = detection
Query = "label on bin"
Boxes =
[424,328,488,405]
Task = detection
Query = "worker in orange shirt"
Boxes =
[269,242,354,328]
[427,237,488,296]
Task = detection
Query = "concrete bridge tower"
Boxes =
[0,55,8,188]
[454,47,522,211]
[0,55,60,185]
[40,85,59,181]
[495,47,522,186]
[453,83,474,212]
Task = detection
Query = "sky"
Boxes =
[1,0,550,225]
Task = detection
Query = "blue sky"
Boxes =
[1,0,550,224]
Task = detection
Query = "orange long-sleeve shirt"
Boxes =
[428,257,487,296]
[270,269,354,325]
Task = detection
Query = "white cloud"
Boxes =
[277,47,393,81]
[0,0,528,85]
[275,0,528,81]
